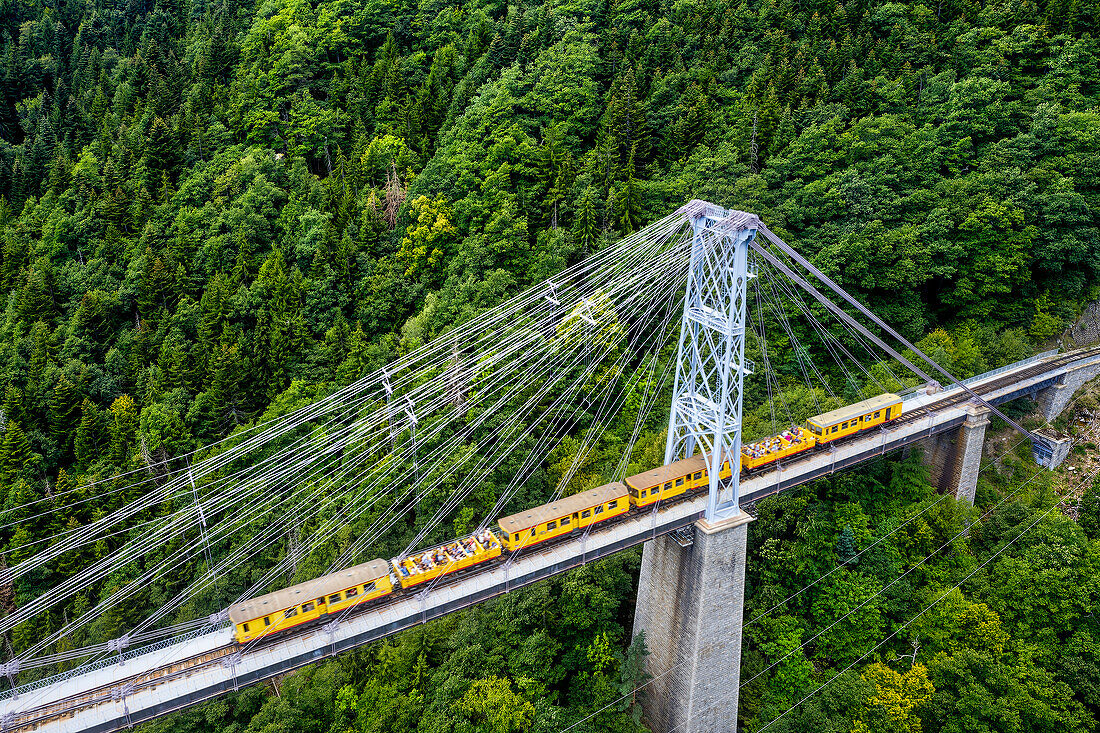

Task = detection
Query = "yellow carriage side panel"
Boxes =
[807,394,902,444]
[498,483,630,551]
[230,559,393,644]
[393,530,502,589]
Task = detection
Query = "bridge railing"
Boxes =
[960,349,1059,387]
[0,625,227,702]
[898,348,1060,400]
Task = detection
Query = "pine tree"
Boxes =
[49,374,80,453]
[108,395,138,465]
[837,523,857,564]
[617,144,640,233]
[0,422,35,492]
[74,399,107,465]
[574,188,599,252]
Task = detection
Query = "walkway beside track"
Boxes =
[6,347,1099,733]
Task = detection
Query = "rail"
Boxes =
[961,348,1059,387]
[0,625,228,702]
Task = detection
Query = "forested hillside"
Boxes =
[3,0,1100,729]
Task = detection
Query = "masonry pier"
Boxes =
[921,403,990,504]
[633,512,753,733]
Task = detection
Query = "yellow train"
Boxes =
[228,393,902,644]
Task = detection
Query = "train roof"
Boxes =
[228,558,391,625]
[497,482,628,535]
[625,454,714,490]
[807,393,901,428]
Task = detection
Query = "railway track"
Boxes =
[6,347,1097,732]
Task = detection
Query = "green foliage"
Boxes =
[2,0,1100,728]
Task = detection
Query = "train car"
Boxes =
[740,426,816,472]
[625,455,731,507]
[498,482,630,552]
[228,558,393,644]
[807,393,902,445]
[392,529,503,589]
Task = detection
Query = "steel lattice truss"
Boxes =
[664,201,761,521]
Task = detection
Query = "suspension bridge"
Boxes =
[1,201,1096,733]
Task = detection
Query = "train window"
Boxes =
[286,607,298,617]
[243,623,250,632]
[264,617,271,626]
[841,421,848,429]
[346,587,358,597]
[531,528,537,536]
[328,594,341,604]
[582,510,592,518]
[831,426,838,433]
[514,533,522,541]
[675,478,684,487]
[547,520,557,530]
[639,489,647,498]
[364,581,376,592]
[663,482,673,490]
[302,603,314,613]
[693,472,702,480]
[874,411,880,419]
[608,500,618,509]
[562,516,571,525]
[594,505,604,515]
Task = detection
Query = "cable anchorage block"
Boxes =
[107,634,130,665]
[111,682,135,702]
[221,652,242,670]
[0,660,20,698]
[1,711,16,732]
[209,610,229,627]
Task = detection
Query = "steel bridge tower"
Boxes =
[636,200,760,733]
[664,201,760,521]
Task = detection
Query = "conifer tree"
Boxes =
[49,374,80,453]
[837,523,858,564]
[108,395,138,465]
[0,422,35,491]
[74,399,106,465]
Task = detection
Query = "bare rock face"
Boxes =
[1068,300,1100,347]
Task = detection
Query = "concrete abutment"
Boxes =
[633,513,752,733]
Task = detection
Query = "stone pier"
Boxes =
[1036,360,1100,421]
[921,403,990,504]
[633,512,753,733]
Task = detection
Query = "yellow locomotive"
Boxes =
[228,393,902,644]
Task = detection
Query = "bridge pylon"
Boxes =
[664,200,760,521]
[636,201,759,733]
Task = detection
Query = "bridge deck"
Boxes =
[6,347,1100,733]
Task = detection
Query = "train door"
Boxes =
[572,512,579,528]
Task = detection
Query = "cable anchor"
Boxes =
[107,634,130,666]
[0,660,20,698]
